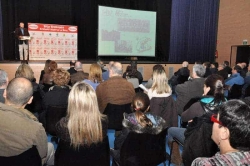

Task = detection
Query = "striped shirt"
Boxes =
[192,151,250,166]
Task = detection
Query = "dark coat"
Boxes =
[70,71,89,85]
[15,27,30,44]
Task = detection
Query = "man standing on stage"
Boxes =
[15,22,30,61]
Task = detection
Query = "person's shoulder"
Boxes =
[192,157,212,166]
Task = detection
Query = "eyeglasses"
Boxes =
[211,114,223,126]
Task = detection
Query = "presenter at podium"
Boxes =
[15,22,30,61]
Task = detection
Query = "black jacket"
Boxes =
[15,27,30,44]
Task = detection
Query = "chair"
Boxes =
[103,103,132,130]
[55,136,110,166]
[0,146,41,166]
[46,105,67,136]
[119,128,169,166]
[228,84,243,99]
[168,137,183,166]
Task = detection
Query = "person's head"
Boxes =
[108,61,114,71]
[52,68,70,86]
[97,60,105,69]
[192,64,206,78]
[132,92,152,128]
[67,81,105,148]
[151,69,171,94]
[152,64,164,72]
[204,74,225,103]
[195,61,202,65]
[182,61,189,68]
[241,62,247,68]
[218,64,225,71]
[44,59,51,71]
[232,65,242,74]
[211,62,218,69]
[4,77,33,108]
[0,69,8,89]
[69,60,76,67]
[74,61,83,71]
[19,22,24,28]
[109,62,123,77]
[203,62,211,68]
[15,64,34,82]
[224,61,229,66]
[45,60,57,73]
[89,63,102,83]
[212,100,250,152]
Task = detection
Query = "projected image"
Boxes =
[98,6,156,57]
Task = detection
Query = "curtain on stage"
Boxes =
[0,1,3,61]
[0,0,172,61]
[169,0,220,63]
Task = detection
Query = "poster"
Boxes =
[28,23,78,60]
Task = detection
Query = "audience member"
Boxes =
[216,64,228,80]
[237,62,247,78]
[0,69,8,103]
[210,62,218,74]
[15,64,43,114]
[84,63,102,90]
[102,61,114,81]
[175,64,205,115]
[97,59,107,72]
[39,59,51,83]
[0,78,54,165]
[223,61,232,75]
[203,62,212,78]
[111,92,167,164]
[41,60,58,92]
[96,62,135,113]
[123,62,143,84]
[225,65,244,94]
[192,100,250,165]
[169,74,226,165]
[67,60,77,75]
[70,61,88,85]
[145,64,165,89]
[169,61,190,88]
[55,82,108,165]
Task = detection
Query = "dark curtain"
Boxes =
[169,0,220,63]
[0,0,172,61]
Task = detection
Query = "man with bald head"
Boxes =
[70,60,89,85]
[96,62,135,112]
[0,78,54,165]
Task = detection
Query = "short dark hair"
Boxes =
[218,100,250,151]
[224,61,229,66]
[234,65,242,73]
[6,77,33,106]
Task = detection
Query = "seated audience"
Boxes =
[0,69,8,103]
[237,62,247,78]
[216,63,228,80]
[223,61,232,75]
[102,61,114,81]
[175,64,205,115]
[0,78,54,165]
[84,63,102,90]
[70,61,89,85]
[39,59,51,84]
[203,62,212,78]
[15,64,43,114]
[112,92,167,164]
[192,100,250,165]
[210,62,218,74]
[41,60,58,92]
[145,64,165,89]
[55,82,108,165]
[169,61,190,88]
[96,62,135,113]
[169,74,226,165]
[40,68,71,125]
[67,60,77,75]
[123,61,143,84]
[148,68,178,127]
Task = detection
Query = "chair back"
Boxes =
[120,128,168,166]
[55,136,110,166]
[103,103,132,130]
[0,146,41,166]
[177,75,189,84]
[46,105,67,136]
[127,78,139,89]
[228,84,243,99]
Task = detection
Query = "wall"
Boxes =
[217,0,250,65]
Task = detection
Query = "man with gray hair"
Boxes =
[0,69,8,103]
[96,62,135,112]
[70,61,89,85]
[175,64,206,115]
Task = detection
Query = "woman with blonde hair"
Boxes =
[83,63,103,90]
[55,82,109,165]
[15,64,35,82]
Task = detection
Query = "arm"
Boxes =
[35,125,48,165]
[181,102,203,122]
